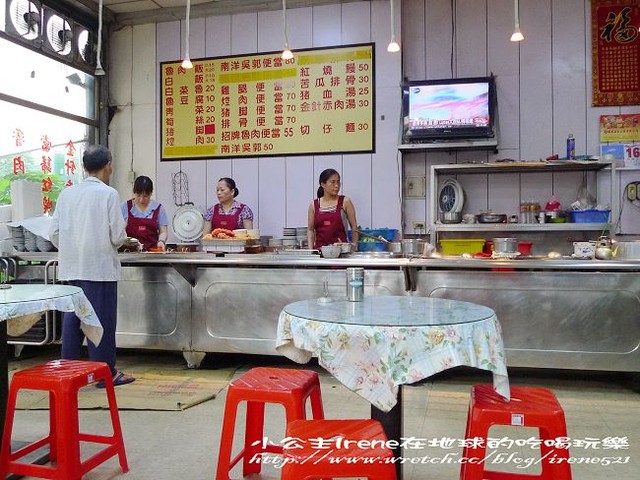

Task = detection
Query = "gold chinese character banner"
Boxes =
[160,43,375,160]
[592,0,640,106]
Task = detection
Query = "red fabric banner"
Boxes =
[592,0,640,106]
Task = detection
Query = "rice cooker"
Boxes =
[171,203,205,251]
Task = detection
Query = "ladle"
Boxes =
[356,230,390,243]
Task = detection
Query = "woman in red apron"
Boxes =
[307,169,358,249]
[121,176,169,251]
[203,177,254,233]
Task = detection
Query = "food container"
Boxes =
[320,245,342,258]
[568,209,611,223]
[401,239,427,256]
[477,213,507,224]
[334,242,353,254]
[387,241,403,253]
[440,212,462,224]
[346,267,364,302]
[517,241,533,256]
[357,241,386,252]
[350,228,398,242]
[439,239,485,255]
[201,239,247,253]
[572,241,596,258]
[614,241,640,259]
[492,237,518,253]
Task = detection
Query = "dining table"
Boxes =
[276,294,510,480]
[0,284,103,440]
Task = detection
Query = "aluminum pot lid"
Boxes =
[171,203,205,243]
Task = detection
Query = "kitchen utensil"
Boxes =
[440,212,462,224]
[477,213,507,223]
[401,239,427,256]
[357,230,390,243]
[171,203,205,243]
[387,241,403,253]
[492,237,518,253]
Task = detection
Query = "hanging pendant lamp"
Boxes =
[510,0,524,42]
[281,0,293,60]
[387,0,400,52]
[94,0,105,75]
[182,0,193,68]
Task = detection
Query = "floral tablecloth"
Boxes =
[0,284,103,346]
[276,296,510,412]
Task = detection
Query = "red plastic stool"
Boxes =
[281,419,397,480]
[0,360,129,480]
[215,367,324,480]
[460,384,572,480]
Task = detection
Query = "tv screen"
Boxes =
[402,76,496,142]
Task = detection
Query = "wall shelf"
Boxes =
[429,161,615,243]
[398,137,498,151]
[432,223,610,232]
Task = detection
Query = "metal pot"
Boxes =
[440,212,462,224]
[387,241,403,253]
[492,237,518,253]
[402,239,427,256]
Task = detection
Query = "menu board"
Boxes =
[160,43,375,160]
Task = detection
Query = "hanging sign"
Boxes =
[160,43,375,160]
[591,0,640,106]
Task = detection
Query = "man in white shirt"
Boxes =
[49,145,135,386]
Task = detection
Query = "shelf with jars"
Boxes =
[429,161,614,244]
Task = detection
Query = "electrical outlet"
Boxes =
[128,170,136,183]
[413,221,426,230]
[627,182,638,201]
[405,176,426,198]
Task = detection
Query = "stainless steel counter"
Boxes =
[11,252,640,371]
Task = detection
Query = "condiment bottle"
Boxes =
[346,268,364,302]
[566,134,575,159]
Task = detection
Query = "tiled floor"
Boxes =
[5,347,640,479]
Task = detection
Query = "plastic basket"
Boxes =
[439,239,486,255]
[568,209,611,223]
[358,241,387,252]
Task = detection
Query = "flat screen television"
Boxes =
[402,76,497,143]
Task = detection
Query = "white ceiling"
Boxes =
[67,0,366,26]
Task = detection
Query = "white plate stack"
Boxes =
[282,227,298,248]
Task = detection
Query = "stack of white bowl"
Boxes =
[282,227,298,248]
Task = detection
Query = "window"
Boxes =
[0,35,97,211]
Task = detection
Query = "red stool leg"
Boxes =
[0,382,20,477]
[48,391,58,463]
[242,400,266,476]
[103,375,129,472]
[216,392,240,480]
[52,385,82,480]
[309,385,325,420]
